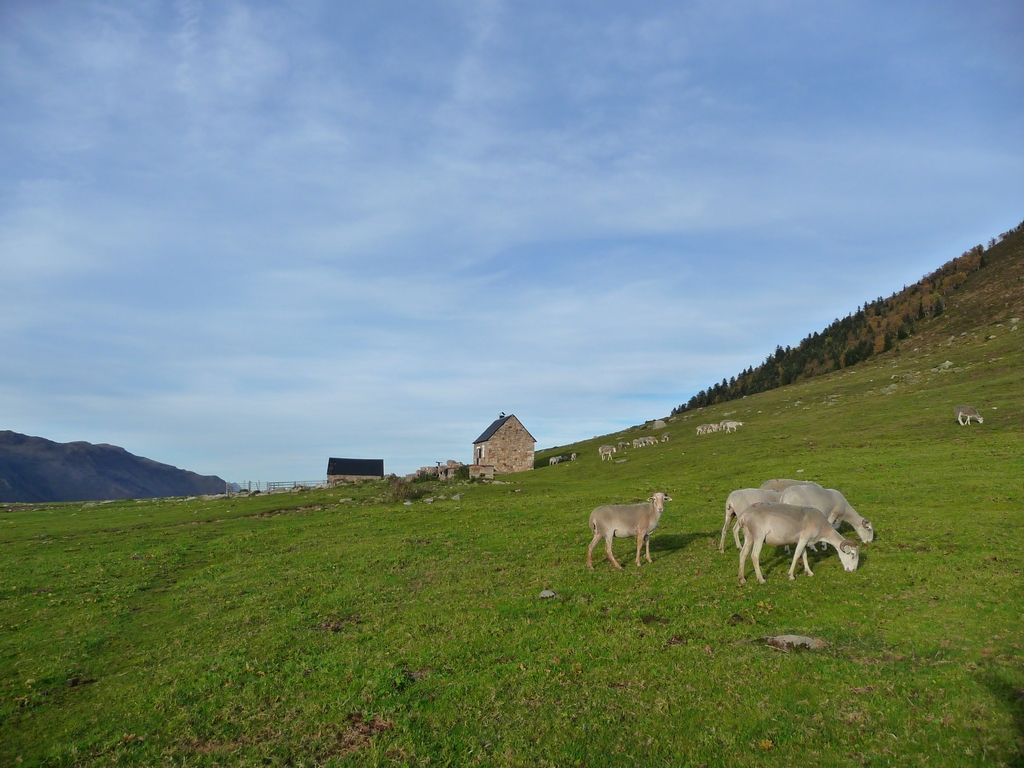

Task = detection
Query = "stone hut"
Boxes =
[471,414,535,475]
[326,458,385,484]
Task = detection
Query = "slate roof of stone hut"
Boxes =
[472,414,535,445]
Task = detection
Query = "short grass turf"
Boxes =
[3,304,1024,765]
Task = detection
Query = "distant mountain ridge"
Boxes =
[674,218,1024,413]
[0,431,226,503]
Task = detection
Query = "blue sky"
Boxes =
[1,1,1022,481]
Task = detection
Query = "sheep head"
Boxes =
[648,492,673,510]
[855,517,875,543]
[837,539,860,572]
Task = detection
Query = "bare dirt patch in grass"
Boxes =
[331,711,393,756]
[315,614,361,631]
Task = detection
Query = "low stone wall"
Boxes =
[327,474,380,484]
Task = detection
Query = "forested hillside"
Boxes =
[674,219,1024,413]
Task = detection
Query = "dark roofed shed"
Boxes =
[327,458,384,483]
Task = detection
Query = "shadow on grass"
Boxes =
[979,672,1024,767]
[650,531,714,554]
[742,544,872,577]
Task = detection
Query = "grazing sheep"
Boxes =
[661,433,670,442]
[617,442,628,451]
[721,420,743,432]
[586,492,673,570]
[737,502,860,584]
[632,438,642,448]
[954,405,984,425]
[549,456,562,466]
[760,479,822,492]
[778,484,874,543]
[719,488,781,553]
[599,445,616,461]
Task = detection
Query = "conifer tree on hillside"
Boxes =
[672,220,1024,415]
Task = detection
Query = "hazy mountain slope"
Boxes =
[0,431,226,502]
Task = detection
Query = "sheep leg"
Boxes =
[738,531,754,584]
[751,537,767,584]
[801,547,814,577]
[787,539,808,580]
[733,520,743,550]
[644,533,653,564]
[586,533,602,570]
[719,508,734,553]
[604,535,622,570]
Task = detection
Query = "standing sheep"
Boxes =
[954,405,984,425]
[586,492,673,570]
[778,484,874,543]
[599,445,616,461]
[737,502,860,584]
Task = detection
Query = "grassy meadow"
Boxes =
[3,275,1024,765]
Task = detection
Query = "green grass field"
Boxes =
[3,252,1023,765]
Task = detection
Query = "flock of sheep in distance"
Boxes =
[581,404,984,582]
[585,479,869,585]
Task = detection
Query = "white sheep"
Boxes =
[599,445,616,461]
[549,456,562,466]
[721,420,743,432]
[778,484,874,543]
[719,488,781,553]
[586,492,672,570]
[570,452,578,461]
[661,433,670,442]
[736,502,860,584]
[954,405,984,425]
[760,478,822,492]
